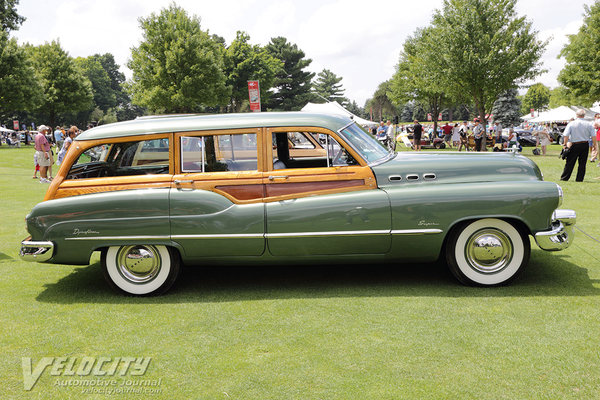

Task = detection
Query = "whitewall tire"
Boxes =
[446,219,530,286]
[101,245,180,295]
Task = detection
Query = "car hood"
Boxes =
[372,151,543,187]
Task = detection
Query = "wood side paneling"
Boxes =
[214,184,265,201]
[266,179,365,197]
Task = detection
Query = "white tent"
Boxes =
[0,127,15,133]
[530,106,596,123]
[521,111,539,121]
[301,101,378,127]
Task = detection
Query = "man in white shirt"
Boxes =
[560,109,596,182]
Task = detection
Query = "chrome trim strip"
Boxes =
[391,229,443,235]
[65,235,170,241]
[172,233,263,239]
[267,230,389,238]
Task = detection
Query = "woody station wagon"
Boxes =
[20,112,576,295]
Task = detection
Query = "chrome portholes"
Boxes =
[464,228,513,274]
[116,245,162,284]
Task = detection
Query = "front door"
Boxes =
[265,128,391,257]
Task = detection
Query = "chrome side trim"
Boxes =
[267,230,389,238]
[65,235,170,241]
[391,229,443,235]
[20,240,54,262]
[173,234,263,239]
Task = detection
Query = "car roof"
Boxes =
[76,112,353,141]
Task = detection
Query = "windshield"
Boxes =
[338,123,390,164]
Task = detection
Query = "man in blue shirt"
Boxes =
[560,109,597,182]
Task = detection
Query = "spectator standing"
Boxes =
[35,125,53,183]
[58,126,78,165]
[54,126,64,152]
[536,125,551,156]
[441,122,453,147]
[457,121,469,152]
[376,121,386,140]
[451,123,461,148]
[560,109,597,182]
[413,120,423,151]
[590,113,600,162]
[472,119,484,151]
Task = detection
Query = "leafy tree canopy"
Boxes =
[520,82,550,114]
[0,33,42,120]
[558,1,600,105]
[128,4,230,113]
[224,31,282,112]
[75,56,116,112]
[431,0,547,127]
[1,0,25,32]
[27,40,93,127]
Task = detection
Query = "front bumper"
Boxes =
[534,209,576,251]
[19,237,54,262]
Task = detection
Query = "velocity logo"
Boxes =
[22,357,151,390]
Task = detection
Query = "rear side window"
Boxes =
[66,138,170,179]
[181,133,258,172]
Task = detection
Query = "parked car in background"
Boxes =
[21,112,576,295]
[515,129,537,147]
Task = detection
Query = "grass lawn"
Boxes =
[1,143,600,399]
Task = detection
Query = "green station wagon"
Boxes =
[20,112,576,295]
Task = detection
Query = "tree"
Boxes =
[520,83,550,114]
[548,86,581,108]
[346,100,365,119]
[558,1,600,105]
[128,4,230,113]
[389,27,448,132]
[491,89,521,127]
[0,33,42,121]
[27,41,93,127]
[264,37,314,111]
[367,80,397,122]
[1,0,24,33]
[432,0,547,144]
[312,69,346,105]
[223,31,282,112]
[75,56,116,112]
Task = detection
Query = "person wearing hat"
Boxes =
[35,125,54,183]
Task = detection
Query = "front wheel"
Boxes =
[445,219,530,286]
[101,245,180,295]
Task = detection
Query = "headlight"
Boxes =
[556,184,563,207]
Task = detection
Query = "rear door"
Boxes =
[170,129,266,258]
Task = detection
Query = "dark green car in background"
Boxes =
[20,112,575,295]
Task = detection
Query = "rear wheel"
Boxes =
[101,245,180,295]
[446,219,529,286]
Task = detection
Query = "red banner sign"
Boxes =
[247,80,261,112]
[13,120,19,130]
[530,108,534,117]
[427,113,432,121]
[438,113,442,121]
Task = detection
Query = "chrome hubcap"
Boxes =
[116,245,161,284]
[465,229,513,274]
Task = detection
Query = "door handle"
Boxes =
[174,180,194,184]
[268,175,289,180]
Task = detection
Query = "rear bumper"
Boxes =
[534,209,576,251]
[19,237,54,262]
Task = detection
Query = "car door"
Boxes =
[264,127,391,257]
[170,129,266,258]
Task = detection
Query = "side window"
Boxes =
[181,133,257,173]
[66,138,170,179]
[272,131,358,170]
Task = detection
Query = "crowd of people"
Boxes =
[32,125,81,183]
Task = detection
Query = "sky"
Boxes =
[12,0,595,106]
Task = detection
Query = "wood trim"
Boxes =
[214,184,265,201]
[46,133,173,201]
[53,182,172,199]
[265,179,364,197]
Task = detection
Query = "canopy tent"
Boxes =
[0,127,15,133]
[521,111,539,121]
[301,101,378,127]
[529,106,596,123]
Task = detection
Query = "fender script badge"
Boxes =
[72,228,99,236]
[418,220,440,227]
